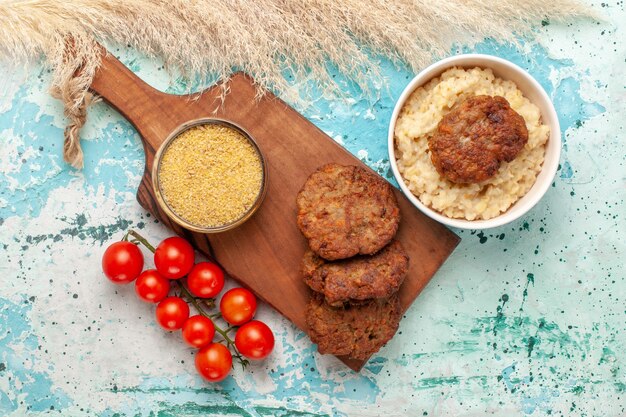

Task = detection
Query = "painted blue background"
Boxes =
[0,2,624,416]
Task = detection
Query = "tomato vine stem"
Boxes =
[125,229,249,369]
[178,282,249,369]
[124,229,157,252]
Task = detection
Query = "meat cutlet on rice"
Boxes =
[428,95,529,184]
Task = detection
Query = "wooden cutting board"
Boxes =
[90,48,460,371]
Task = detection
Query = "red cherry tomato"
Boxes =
[102,241,144,284]
[187,262,225,298]
[195,343,232,382]
[154,237,195,279]
[182,315,215,348]
[219,288,257,325]
[235,320,275,360]
[134,269,170,303]
[156,297,189,330]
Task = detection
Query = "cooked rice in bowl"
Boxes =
[394,66,550,221]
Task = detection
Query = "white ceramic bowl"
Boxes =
[388,54,561,230]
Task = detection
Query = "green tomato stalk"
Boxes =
[123,229,249,370]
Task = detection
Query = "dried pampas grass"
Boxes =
[0,0,593,168]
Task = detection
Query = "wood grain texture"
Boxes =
[90,49,460,371]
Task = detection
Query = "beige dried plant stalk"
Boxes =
[0,0,594,168]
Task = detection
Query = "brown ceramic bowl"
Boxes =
[152,118,268,233]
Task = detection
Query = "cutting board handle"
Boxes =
[90,48,184,151]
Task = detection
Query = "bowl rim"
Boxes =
[387,53,561,230]
[152,117,268,234]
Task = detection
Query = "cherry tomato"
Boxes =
[219,288,257,325]
[102,241,144,284]
[195,343,232,382]
[235,320,275,360]
[156,297,189,330]
[182,315,215,348]
[187,262,225,298]
[134,269,170,303]
[154,237,195,279]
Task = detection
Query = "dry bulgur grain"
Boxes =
[158,124,263,227]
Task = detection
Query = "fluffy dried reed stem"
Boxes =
[0,0,593,168]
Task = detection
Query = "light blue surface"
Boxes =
[0,2,624,416]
